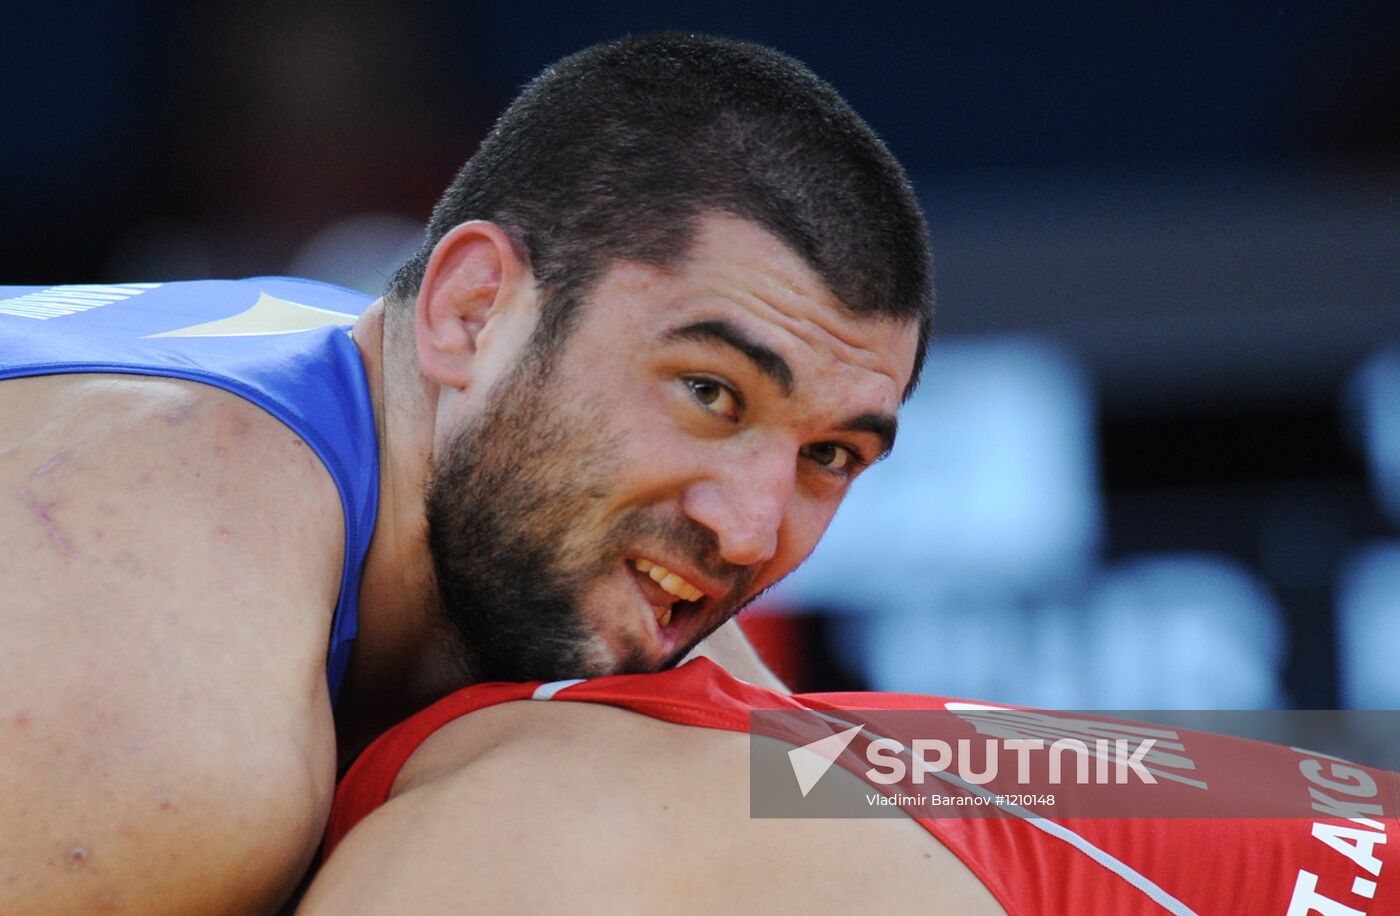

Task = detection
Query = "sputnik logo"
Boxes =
[787,725,864,797]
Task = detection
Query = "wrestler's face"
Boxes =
[425,214,917,683]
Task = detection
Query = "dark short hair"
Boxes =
[388,32,935,394]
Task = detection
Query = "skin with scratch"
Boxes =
[296,699,1004,915]
[0,215,915,914]
[19,487,76,556]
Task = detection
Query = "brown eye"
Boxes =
[684,377,741,421]
[803,442,857,472]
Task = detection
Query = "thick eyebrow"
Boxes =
[840,412,898,462]
[664,319,898,462]
[662,319,794,396]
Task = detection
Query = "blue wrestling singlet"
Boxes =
[0,278,379,701]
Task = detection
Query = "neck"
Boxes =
[337,300,462,752]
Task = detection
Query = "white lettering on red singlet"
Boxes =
[1286,749,1388,915]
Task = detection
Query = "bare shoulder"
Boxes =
[302,701,1004,915]
[0,373,344,682]
[0,372,344,622]
[0,373,342,914]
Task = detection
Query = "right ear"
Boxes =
[413,221,529,390]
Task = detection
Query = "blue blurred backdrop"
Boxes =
[5,1,1399,708]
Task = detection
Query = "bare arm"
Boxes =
[0,376,341,914]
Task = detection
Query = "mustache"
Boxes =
[609,508,755,600]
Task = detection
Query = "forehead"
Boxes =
[581,214,919,397]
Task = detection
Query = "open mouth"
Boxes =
[627,557,708,653]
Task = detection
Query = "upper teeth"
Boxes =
[632,558,704,602]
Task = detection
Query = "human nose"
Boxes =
[681,442,795,568]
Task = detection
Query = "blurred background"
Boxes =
[5,1,1398,709]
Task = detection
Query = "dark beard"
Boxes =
[424,351,626,684]
[424,342,756,685]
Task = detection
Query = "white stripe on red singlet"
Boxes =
[531,679,586,701]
